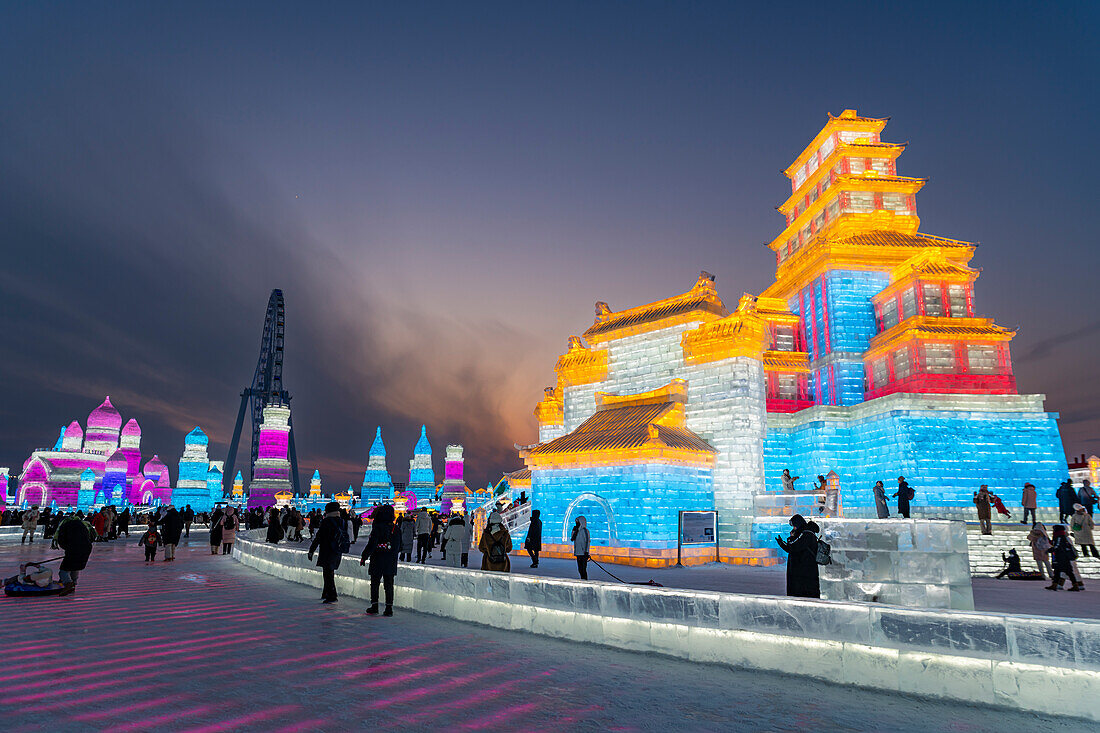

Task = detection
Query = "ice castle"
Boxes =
[522,110,1067,567]
[247,402,294,509]
[170,427,223,512]
[406,425,435,503]
[17,397,161,507]
[360,427,394,504]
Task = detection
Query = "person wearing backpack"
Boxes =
[1047,524,1082,591]
[775,513,820,598]
[893,476,914,519]
[309,501,348,603]
[571,516,590,580]
[221,506,238,555]
[138,522,162,564]
[478,511,512,572]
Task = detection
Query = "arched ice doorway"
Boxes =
[561,492,617,546]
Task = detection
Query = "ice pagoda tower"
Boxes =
[441,445,466,514]
[248,403,294,509]
[207,462,224,505]
[78,469,96,509]
[173,427,217,511]
[231,470,245,501]
[360,427,394,505]
[407,425,435,503]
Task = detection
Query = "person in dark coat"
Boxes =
[266,507,284,544]
[360,504,399,616]
[209,507,224,555]
[776,514,820,598]
[55,513,93,595]
[524,509,543,568]
[397,514,415,561]
[158,506,184,562]
[872,482,889,519]
[1047,524,1082,591]
[892,476,913,519]
[308,502,346,604]
[1057,480,1076,524]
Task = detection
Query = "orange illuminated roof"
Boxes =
[583,272,728,341]
[836,231,973,249]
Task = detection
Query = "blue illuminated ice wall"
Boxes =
[762,399,1067,521]
[531,463,713,549]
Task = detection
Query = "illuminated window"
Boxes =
[808,186,818,205]
[813,211,825,232]
[819,136,835,159]
[923,344,955,373]
[872,357,889,387]
[821,175,832,193]
[893,348,911,380]
[968,345,998,374]
[922,284,943,316]
[800,224,811,243]
[826,197,840,221]
[901,288,918,320]
[776,374,798,400]
[774,326,795,351]
[848,157,866,174]
[948,284,968,317]
[881,298,899,330]
[794,168,806,189]
[847,192,874,213]
[882,192,908,213]
[871,158,890,174]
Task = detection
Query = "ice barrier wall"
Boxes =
[234,530,1100,722]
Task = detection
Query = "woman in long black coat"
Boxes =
[209,508,224,555]
[56,514,93,594]
[308,502,346,603]
[360,504,399,616]
[524,509,542,567]
[776,513,820,598]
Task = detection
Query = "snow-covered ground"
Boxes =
[2,536,1091,731]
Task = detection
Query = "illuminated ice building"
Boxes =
[17,397,161,507]
[407,426,435,503]
[522,110,1066,567]
[171,427,222,512]
[247,403,294,510]
[360,427,394,504]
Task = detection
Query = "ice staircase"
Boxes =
[966,521,1100,579]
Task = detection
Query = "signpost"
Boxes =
[677,510,718,566]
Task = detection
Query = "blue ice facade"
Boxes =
[361,427,394,504]
[99,469,126,505]
[794,270,889,407]
[759,396,1067,538]
[531,463,713,549]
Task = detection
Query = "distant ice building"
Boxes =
[360,427,394,504]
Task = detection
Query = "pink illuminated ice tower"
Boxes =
[247,402,294,510]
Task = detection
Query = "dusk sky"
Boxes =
[2,2,1098,492]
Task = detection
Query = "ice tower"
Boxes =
[248,403,294,509]
[232,470,245,501]
[78,469,96,509]
[173,427,215,511]
[441,444,466,514]
[407,426,435,503]
[360,427,394,504]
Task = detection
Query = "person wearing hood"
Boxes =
[1020,483,1038,525]
[1057,480,1076,524]
[776,514,821,598]
[1047,524,1082,591]
[158,506,184,562]
[309,501,347,603]
[1070,504,1097,558]
[443,515,466,568]
[361,504,399,615]
[478,511,512,572]
[266,507,284,544]
[973,485,993,535]
[55,512,94,595]
[571,516,590,580]
[1027,522,1054,579]
[872,482,889,519]
[209,507,224,555]
[524,510,543,568]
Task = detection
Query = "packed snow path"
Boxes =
[0,536,1088,732]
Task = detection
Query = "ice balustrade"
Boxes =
[233,530,1100,721]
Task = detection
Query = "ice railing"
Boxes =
[234,529,1100,677]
